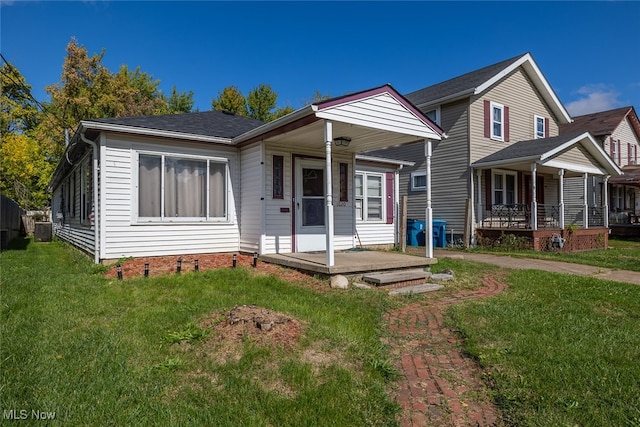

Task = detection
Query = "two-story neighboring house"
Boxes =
[560,106,640,233]
[370,53,621,251]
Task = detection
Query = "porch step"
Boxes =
[363,269,429,287]
[389,283,444,296]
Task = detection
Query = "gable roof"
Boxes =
[472,132,622,176]
[405,52,572,124]
[560,106,640,139]
[90,110,264,140]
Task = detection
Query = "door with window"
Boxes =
[294,159,326,252]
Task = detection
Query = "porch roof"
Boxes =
[234,84,443,152]
[609,165,640,187]
[471,132,622,177]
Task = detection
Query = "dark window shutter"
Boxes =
[386,172,394,224]
[629,143,632,164]
[545,118,550,138]
[517,171,523,204]
[610,137,614,158]
[618,140,622,164]
[504,106,510,142]
[484,100,490,138]
[484,170,492,208]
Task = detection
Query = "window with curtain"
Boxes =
[492,171,516,205]
[355,172,384,222]
[138,153,227,221]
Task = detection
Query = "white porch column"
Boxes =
[583,172,589,229]
[476,169,483,224]
[558,169,565,229]
[603,175,610,228]
[425,140,433,259]
[324,120,335,267]
[531,163,538,230]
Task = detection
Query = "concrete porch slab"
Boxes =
[363,269,430,285]
[260,251,437,275]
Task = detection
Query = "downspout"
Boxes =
[80,131,100,264]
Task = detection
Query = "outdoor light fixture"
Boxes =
[116,264,123,280]
[253,252,258,268]
[232,254,237,268]
[333,136,351,147]
[144,263,149,278]
[194,259,199,272]
[177,259,182,274]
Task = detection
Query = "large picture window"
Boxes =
[355,172,384,222]
[138,153,227,221]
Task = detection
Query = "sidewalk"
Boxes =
[433,249,640,286]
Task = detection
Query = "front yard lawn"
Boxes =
[1,239,398,426]
[450,269,640,426]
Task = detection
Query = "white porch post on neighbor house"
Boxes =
[583,173,589,229]
[531,163,538,230]
[603,175,610,228]
[324,120,335,267]
[476,169,483,224]
[425,139,433,259]
[558,169,565,229]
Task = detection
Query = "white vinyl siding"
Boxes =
[52,153,95,255]
[100,134,240,260]
[239,143,263,253]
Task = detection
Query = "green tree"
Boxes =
[163,85,194,114]
[247,83,277,121]
[212,86,247,116]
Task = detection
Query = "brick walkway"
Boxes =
[386,275,506,427]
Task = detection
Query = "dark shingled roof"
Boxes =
[91,110,265,139]
[472,133,585,165]
[405,53,527,106]
[560,106,637,138]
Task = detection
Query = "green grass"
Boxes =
[449,268,640,426]
[467,238,640,272]
[1,238,398,426]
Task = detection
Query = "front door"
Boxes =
[295,159,326,252]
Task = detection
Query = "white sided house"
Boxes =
[48,85,442,265]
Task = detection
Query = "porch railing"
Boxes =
[481,204,560,229]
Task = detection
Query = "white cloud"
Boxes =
[566,84,622,116]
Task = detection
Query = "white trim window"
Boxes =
[410,171,426,191]
[492,170,517,205]
[534,115,545,139]
[425,107,441,126]
[491,102,505,141]
[355,172,384,222]
[136,152,228,222]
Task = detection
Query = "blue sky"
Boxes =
[2,1,639,117]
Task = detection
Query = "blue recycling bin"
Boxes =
[432,219,447,248]
[406,219,425,246]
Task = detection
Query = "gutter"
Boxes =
[80,130,100,264]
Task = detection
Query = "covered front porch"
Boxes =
[471,133,622,250]
[236,85,443,268]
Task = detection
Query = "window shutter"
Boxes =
[618,139,622,165]
[504,106,510,142]
[484,170,492,208]
[386,172,394,224]
[484,100,490,138]
[610,137,614,158]
[629,143,632,165]
[517,171,523,204]
[545,118,549,138]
